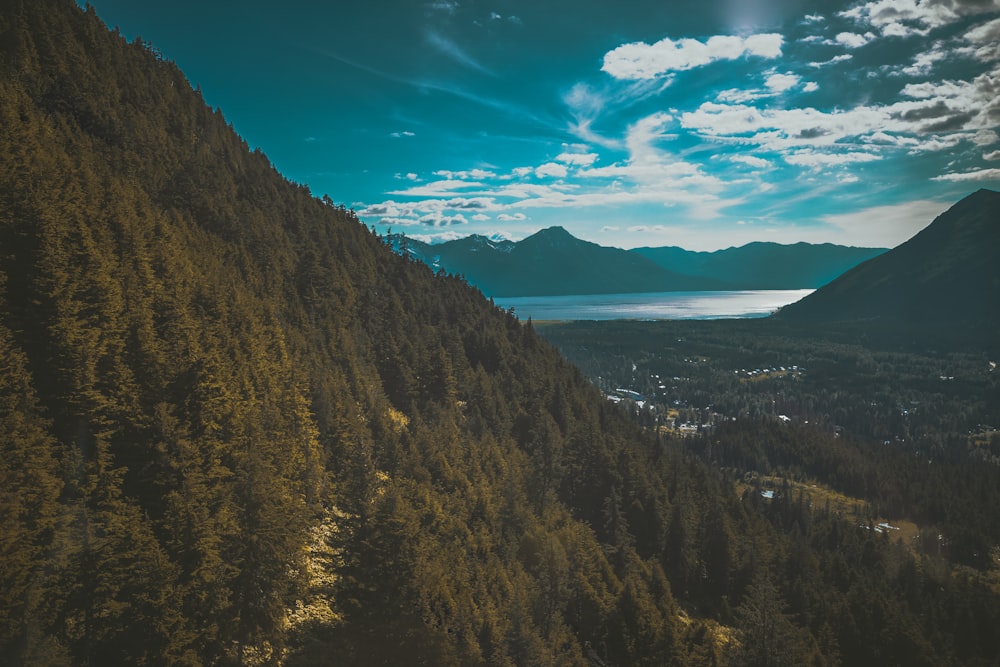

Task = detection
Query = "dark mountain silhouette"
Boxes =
[396,226,733,296]
[399,230,884,296]
[632,242,887,289]
[775,189,1000,323]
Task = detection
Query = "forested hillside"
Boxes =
[1,2,999,666]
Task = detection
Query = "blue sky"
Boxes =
[83,0,1000,250]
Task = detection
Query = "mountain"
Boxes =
[775,189,1000,323]
[632,242,888,289]
[400,230,884,297]
[397,227,734,296]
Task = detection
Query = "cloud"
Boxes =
[426,31,494,74]
[419,212,470,226]
[390,130,416,138]
[965,17,1000,62]
[601,225,621,232]
[497,212,528,221]
[426,1,459,14]
[985,149,1000,159]
[784,150,883,169]
[803,81,820,92]
[932,167,1000,181]
[390,179,485,196]
[556,151,600,166]
[840,0,999,35]
[731,154,772,169]
[809,54,853,68]
[835,31,876,48]
[765,72,801,92]
[535,162,569,178]
[601,32,783,80]
[435,168,497,180]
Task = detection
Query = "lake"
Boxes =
[492,289,814,321]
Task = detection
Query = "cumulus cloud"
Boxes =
[535,162,569,178]
[766,72,801,92]
[985,149,1000,160]
[731,154,772,169]
[835,32,876,48]
[497,212,528,221]
[803,81,820,92]
[840,0,999,35]
[556,151,600,166]
[601,32,783,80]
[964,17,1000,62]
[419,212,470,226]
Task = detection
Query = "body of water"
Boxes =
[493,289,814,321]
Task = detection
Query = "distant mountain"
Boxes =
[631,242,888,289]
[775,189,1000,323]
[395,227,733,296]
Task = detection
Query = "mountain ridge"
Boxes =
[775,188,1000,323]
[397,227,888,296]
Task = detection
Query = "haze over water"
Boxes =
[495,289,814,321]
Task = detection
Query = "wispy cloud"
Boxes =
[425,31,493,74]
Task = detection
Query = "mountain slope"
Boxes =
[632,242,887,289]
[2,3,998,666]
[775,190,1000,323]
[0,2,721,663]
[399,226,733,296]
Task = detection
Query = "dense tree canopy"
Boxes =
[1,2,998,665]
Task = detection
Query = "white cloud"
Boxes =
[975,129,999,145]
[434,168,497,180]
[535,162,569,178]
[965,17,1000,62]
[717,87,767,103]
[804,13,825,22]
[841,0,1000,43]
[497,212,528,221]
[803,81,820,92]
[835,31,876,48]
[556,151,600,166]
[984,149,1000,160]
[601,225,621,232]
[471,213,490,221]
[784,150,882,169]
[731,154,772,169]
[809,54,853,68]
[390,179,485,196]
[390,130,415,138]
[601,32,783,80]
[766,72,801,92]
[932,167,1000,181]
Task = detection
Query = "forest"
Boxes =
[1,1,999,665]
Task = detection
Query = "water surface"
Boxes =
[493,290,813,321]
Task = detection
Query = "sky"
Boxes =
[81,0,1000,250]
